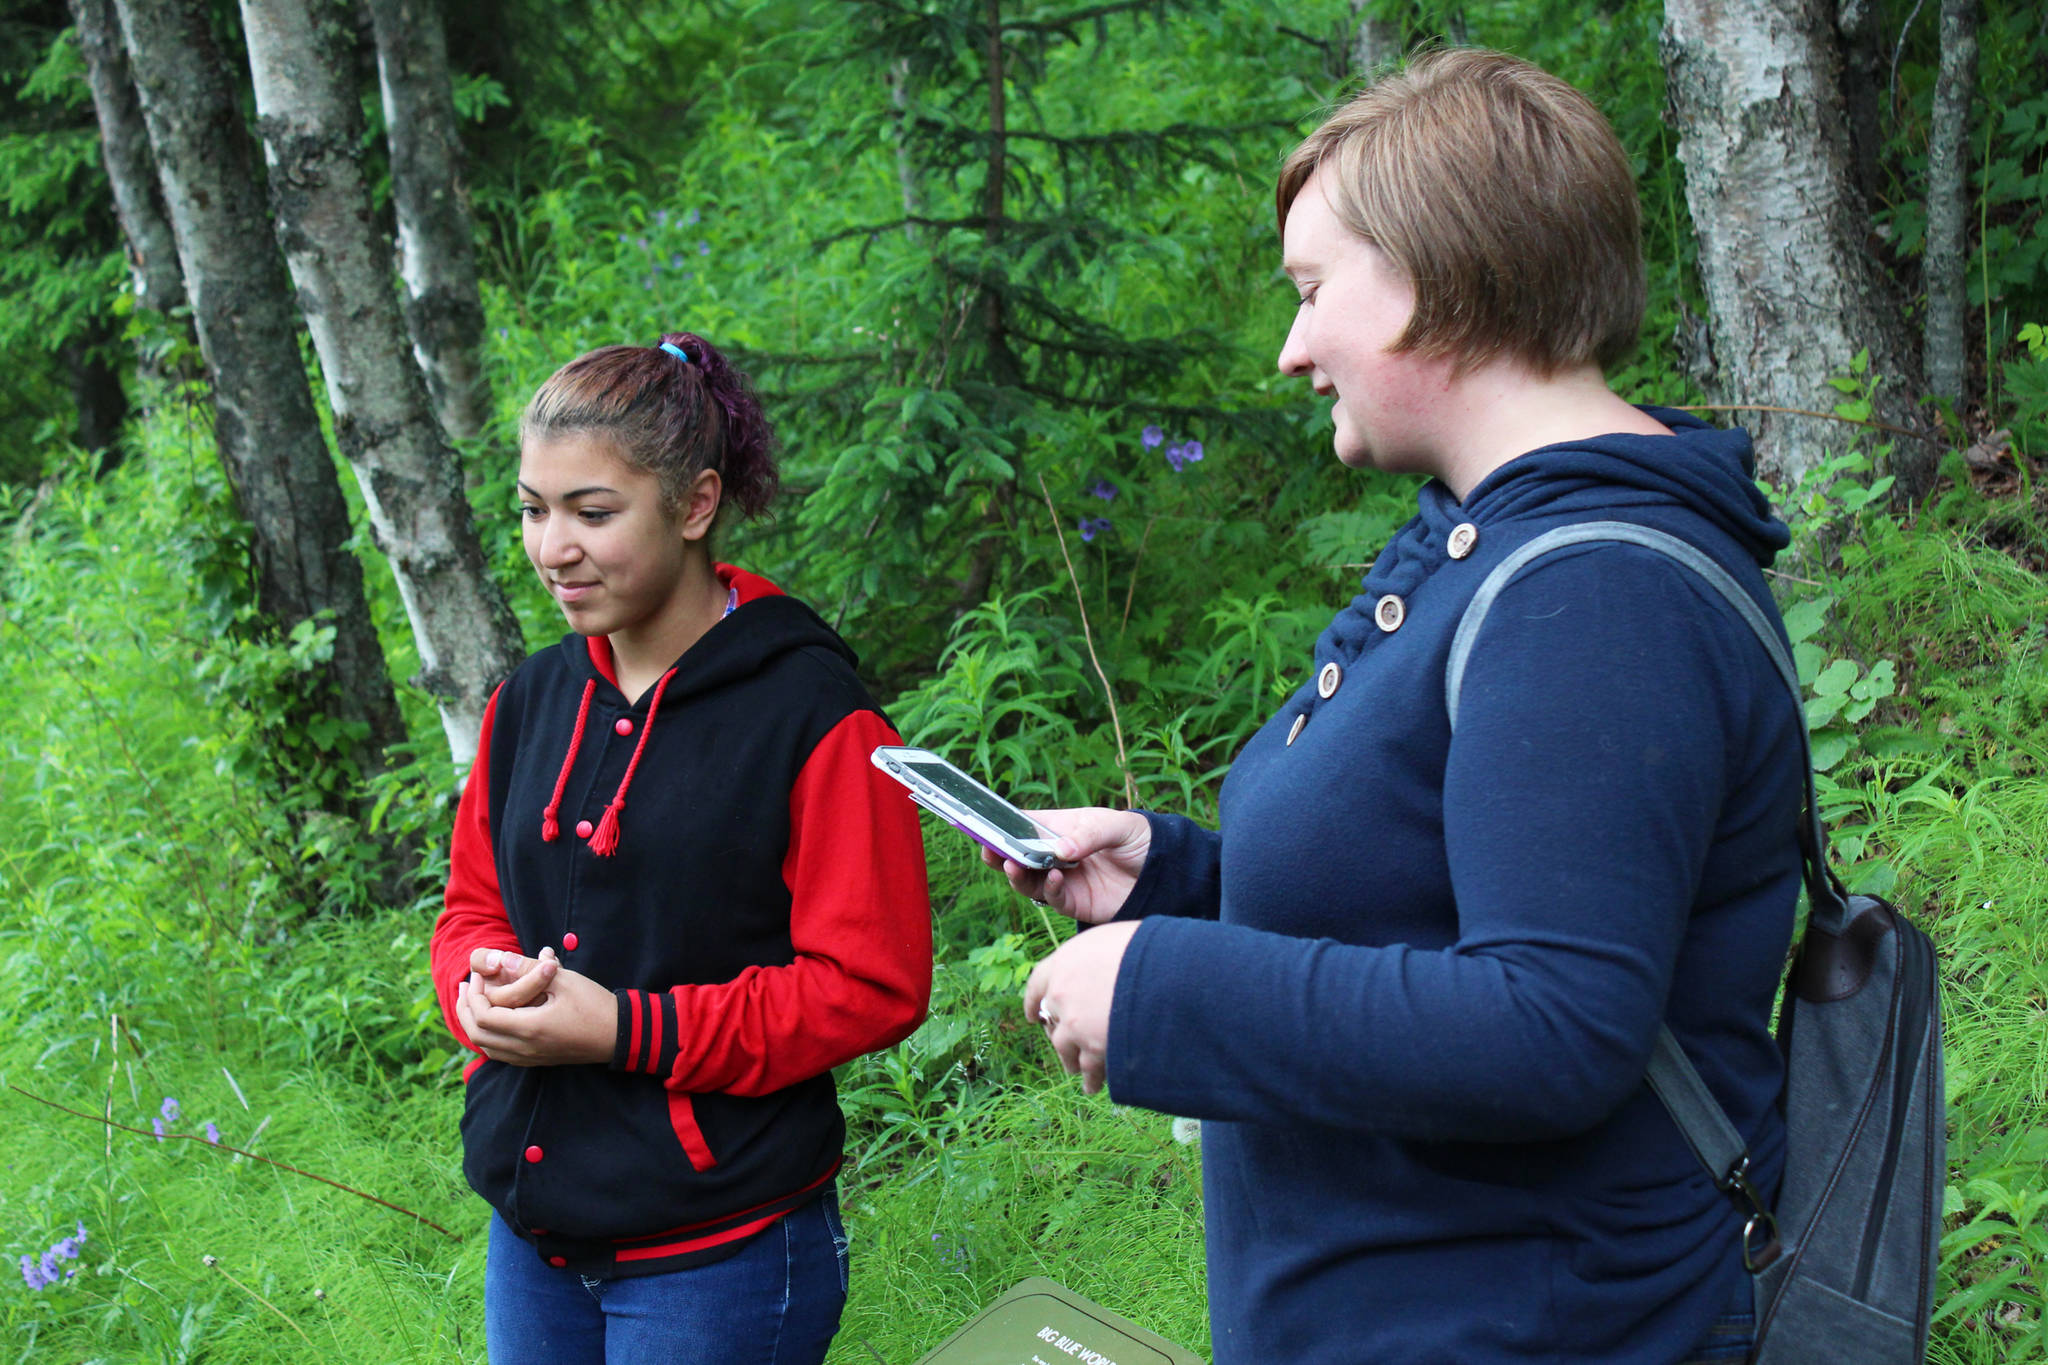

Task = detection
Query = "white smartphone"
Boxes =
[870,746,1071,870]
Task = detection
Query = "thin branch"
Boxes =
[1120,515,1156,633]
[1000,0,1164,35]
[10,1085,463,1241]
[1889,0,1929,110]
[1672,404,1941,447]
[1036,474,1136,808]
[1764,567,1825,588]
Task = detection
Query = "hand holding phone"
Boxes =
[871,746,1070,869]
[870,747,1150,923]
[979,806,1151,925]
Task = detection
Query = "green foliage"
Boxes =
[0,12,126,480]
[4,2,2048,1359]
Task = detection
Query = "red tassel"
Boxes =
[540,679,597,844]
[588,803,623,857]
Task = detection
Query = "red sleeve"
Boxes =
[430,686,523,1056]
[610,709,933,1096]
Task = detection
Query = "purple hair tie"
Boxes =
[659,341,692,364]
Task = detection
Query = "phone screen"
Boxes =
[902,760,1044,842]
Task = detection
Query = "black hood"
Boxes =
[561,592,859,706]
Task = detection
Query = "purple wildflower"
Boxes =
[1140,425,1164,449]
[1078,516,1112,542]
[205,1121,220,1145]
[1182,440,1204,464]
[697,241,711,256]
[686,208,701,226]
[161,1097,180,1123]
[654,209,670,227]
[19,1222,88,1290]
[151,1117,164,1142]
[1088,479,1117,502]
[1166,440,1205,473]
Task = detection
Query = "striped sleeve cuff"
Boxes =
[611,988,682,1077]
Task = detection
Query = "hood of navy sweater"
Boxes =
[1329,408,1790,659]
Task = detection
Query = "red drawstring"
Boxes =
[587,667,677,858]
[540,679,597,842]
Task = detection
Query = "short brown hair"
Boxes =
[521,332,779,521]
[1276,48,1645,374]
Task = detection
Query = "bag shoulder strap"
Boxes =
[1442,520,1840,1204]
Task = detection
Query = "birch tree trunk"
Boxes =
[889,55,922,239]
[1661,0,1929,493]
[240,0,524,763]
[109,0,407,787]
[365,0,490,443]
[1923,0,1979,405]
[1350,0,1402,76]
[69,0,184,318]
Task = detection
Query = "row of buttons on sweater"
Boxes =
[1286,521,1480,748]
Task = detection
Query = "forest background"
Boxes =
[1,0,2044,1360]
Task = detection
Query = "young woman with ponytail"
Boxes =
[431,333,932,1363]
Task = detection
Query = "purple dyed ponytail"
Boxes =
[520,330,781,524]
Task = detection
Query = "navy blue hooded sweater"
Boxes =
[1107,412,1803,1363]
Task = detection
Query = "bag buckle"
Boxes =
[1718,1155,1782,1272]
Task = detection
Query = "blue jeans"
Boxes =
[484,1189,849,1365]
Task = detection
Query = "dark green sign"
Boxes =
[912,1277,1205,1365]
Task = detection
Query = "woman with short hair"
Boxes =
[994,50,1799,1363]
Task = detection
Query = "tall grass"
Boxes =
[6,433,2047,1361]
[3,426,2043,1360]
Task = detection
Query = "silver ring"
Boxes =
[1038,1002,1056,1025]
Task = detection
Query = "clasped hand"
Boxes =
[456,947,618,1067]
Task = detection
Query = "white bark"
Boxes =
[1661,0,1924,490]
[366,0,491,443]
[1349,0,1402,76]
[1923,0,1979,404]
[69,0,184,316]
[240,0,524,762]
[110,0,407,778]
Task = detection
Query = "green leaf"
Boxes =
[1805,694,1849,728]
[1808,731,1851,772]
[1850,659,1897,701]
[1781,597,1831,645]
[1793,641,1828,686]
[1850,860,1897,898]
[1812,658,1861,697]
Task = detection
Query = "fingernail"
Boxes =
[485,950,502,971]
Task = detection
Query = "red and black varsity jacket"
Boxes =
[431,566,931,1277]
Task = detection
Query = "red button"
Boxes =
[562,932,579,952]
[615,718,634,736]
[524,1145,543,1163]
[574,819,593,840]
[530,1228,548,1236]
[548,1255,567,1267]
